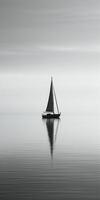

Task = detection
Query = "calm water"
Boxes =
[0,113,99,200]
[0,74,99,199]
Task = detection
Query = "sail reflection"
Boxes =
[43,119,60,158]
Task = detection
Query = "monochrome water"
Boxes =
[0,73,99,200]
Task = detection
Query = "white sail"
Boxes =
[53,86,59,114]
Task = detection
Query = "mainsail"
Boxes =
[46,79,54,113]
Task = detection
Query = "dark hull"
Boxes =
[42,113,61,119]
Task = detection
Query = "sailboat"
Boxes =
[42,77,61,119]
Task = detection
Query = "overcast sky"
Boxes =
[0,0,100,73]
[0,0,99,117]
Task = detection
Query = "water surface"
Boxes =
[0,112,99,200]
[0,74,99,199]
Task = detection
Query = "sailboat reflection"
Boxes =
[43,119,60,158]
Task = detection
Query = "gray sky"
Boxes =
[0,0,100,73]
[0,0,99,115]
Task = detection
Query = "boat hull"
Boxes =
[42,113,61,119]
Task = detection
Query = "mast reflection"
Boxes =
[43,119,60,158]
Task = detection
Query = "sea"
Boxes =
[0,73,99,200]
